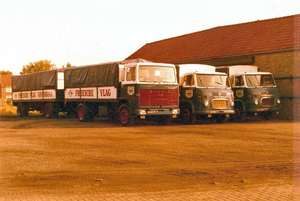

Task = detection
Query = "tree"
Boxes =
[62,62,72,68]
[20,59,56,74]
[66,62,72,67]
[0,70,13,75]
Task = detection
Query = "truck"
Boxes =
[216,65,280,121]
[12,59,180,126]
[176,64,235,124]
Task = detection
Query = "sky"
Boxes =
[0,0,299,75]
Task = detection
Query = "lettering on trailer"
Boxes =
[80,88,97,99]
[43,90,56,99]
[65,88,97,99]
[32,90,43,99]
[98,87,117,99]
[65,88,80,99]
[65,87,116,99]
[12,92,22,100]
[75,90,80,97]
[21,91,31,100]
[13,90,55,100]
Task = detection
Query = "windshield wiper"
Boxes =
[198,77,205,87]
[247,77,253,86]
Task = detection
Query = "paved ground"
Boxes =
[0,115,299,200]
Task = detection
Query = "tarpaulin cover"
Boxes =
[11,59,152,91]
[12,70,57,91]
[64,59,153,88]
[64,62,120,88]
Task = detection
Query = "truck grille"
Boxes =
[212,100,227,109]
[140,90,178,106]
[261,98,275,106]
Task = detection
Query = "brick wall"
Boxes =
[254,50,300,120]
[0,75,13,106]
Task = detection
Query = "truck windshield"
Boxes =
[196,74,230,88]
[138,66,176,83]
[245,74,275,87]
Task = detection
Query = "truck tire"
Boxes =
[181,107,196,124]
[17,103,28,117]
[233,107,246,122]
[45,103,58,118]
[118,104,135,126]
[78,103,91,122]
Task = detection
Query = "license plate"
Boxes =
[147,111,156,114]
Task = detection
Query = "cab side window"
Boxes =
[119,67,125,82]
[234,76,244,87]
[126,67,136,81]
[184,75,194,86]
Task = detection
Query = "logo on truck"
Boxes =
[236,90,244,98]
[99,89,111,97]
[98,87,117,99]
[80,89,94,97]
[65,87,116,99]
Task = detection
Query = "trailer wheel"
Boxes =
[118,104,134,126]
[78,103,90,122]
[181,107,196,124]
[45,103,58,118]
[17,103,28,117]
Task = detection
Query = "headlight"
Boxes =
[254,99,259,105]
[230,101,234,107]
[172,109,180,114]
[204,101,209,107]
[139,110,146,115]
[277,99,280,104]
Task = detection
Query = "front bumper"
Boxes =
[247,106,280,113]
[135,108,180,116]
[195,109,235,115]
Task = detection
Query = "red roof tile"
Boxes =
[126,14,300,63]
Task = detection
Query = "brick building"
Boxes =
[0,75,13,106]
[126,14,300,120]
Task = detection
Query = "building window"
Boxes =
[6,87,12,93]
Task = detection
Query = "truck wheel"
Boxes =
[45,103,58,118]
[181,107,196,124]
[233,107,246,122]
[17,103,28,117]
[78,103,90,122]
[118,104,135,126]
